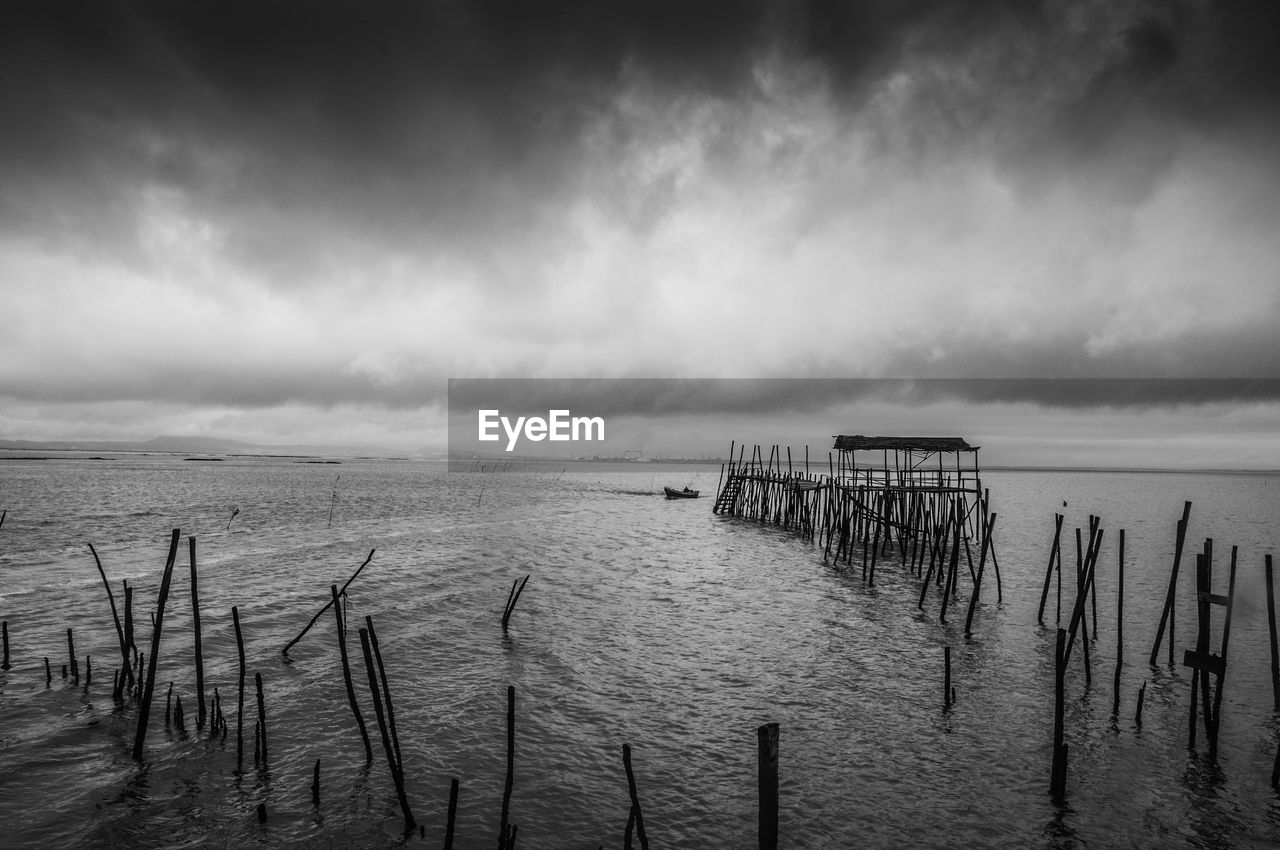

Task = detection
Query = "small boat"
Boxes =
[664,486,700,499]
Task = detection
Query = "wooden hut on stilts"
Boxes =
[714,434,999,617]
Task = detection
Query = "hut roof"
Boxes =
[832,435,978,452]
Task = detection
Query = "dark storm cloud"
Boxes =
[449,378,1280,421]
[3,0,1280,443]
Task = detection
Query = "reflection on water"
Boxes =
[0,457,1279,847]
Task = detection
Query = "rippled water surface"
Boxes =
[2,454,1280,848]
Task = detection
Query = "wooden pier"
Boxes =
[714,436,999,609]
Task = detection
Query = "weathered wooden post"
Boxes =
[233,605,247,773]
[1050,628,1068,797]
[944,646,952,710]
[131,529,181,761]
[758,722,779,850]
[623,743,650,850]
[499,685,516,850]
[1,620,8,670]
[1114,529,1125,715]
[1149,501,1192,666]
[189,536,207,729]
[358,627,415,834]
[1267,554,1279,711]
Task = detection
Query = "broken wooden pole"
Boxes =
[331,585,372,760]
[1149,501,1192,666]
[1267,554,1279,712]
[131,528,181,761]
[358,626,415,834]
[233,605,247,773]
[758,722,779,850]
[174,694,185,731]
[189,536,207,729]
[623,743,650,850]
[280,548,376,656]
[502,575,531,629]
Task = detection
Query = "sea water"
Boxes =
[1,454,1279,847]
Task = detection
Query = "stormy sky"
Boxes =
[2,1,1279,465]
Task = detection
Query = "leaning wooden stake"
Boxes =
[502,575,530,629]
[358,627,415,835]
[1149,501,1192,665]
[88,543,129,683]
[622,743,650,850]
[233,605,247,773]
[281,549,376,656]
[364,616,403,771]
[964,513,995,637]
[1208,545,1238,760]
[758,722,779,850]
[331,585,372,760]
[131,528,181,760]
[499,685,516,850]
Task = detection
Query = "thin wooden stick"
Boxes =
[1267,554,1279,711]
[233,605,246,773]
[88,543,128,676]
[255,672,269,765]
[131,529,181,760]
[1114,529,1125,715]
[623,743,650,850]
[188,537,207,729]
[502,575,531,628]
[281,549,376,656]
[1149,501,1192,665]
[331,585,372,760]
[499,685,515,850]
[358,627,415,834]
[364,616,403,771]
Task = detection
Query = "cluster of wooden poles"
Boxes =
[1037,501,1280,798]
[713,441,1001,631]
[0,525,788,847]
